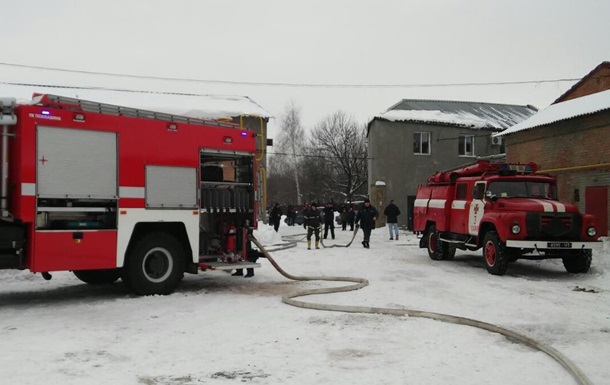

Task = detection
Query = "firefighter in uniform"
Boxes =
[303,202,323,250]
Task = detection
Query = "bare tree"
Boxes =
[276,101,306,205]
[309,111,367,202]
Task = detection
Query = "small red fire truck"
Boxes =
[413,160,602,275]
[0,94,260,294]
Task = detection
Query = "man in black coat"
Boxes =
[383,199,401,240]
[269,203,282,232]
[355,199,378,248]
[322,202,336,240]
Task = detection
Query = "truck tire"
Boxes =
[426,225,455,260]
[123,232,186,295]
[562,249,592,274]
[73,269,121,285]
[427,225,444,260]
[482,231,509,275]
[443,244,457,260]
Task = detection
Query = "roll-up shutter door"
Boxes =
[37,126,117,199]
[146,166,197,208]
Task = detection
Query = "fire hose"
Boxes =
[249,235,594,385]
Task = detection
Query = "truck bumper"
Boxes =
[506,240,603,252]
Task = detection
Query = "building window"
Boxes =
[459,135,475,156]
[414,132,430,155]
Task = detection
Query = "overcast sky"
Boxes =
[2,0,609,137]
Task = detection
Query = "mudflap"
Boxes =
[419,234,427,249]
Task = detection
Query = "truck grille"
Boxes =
[525,213,582,240]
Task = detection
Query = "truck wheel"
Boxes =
[123,232,186,295]
[427,225,444,260]
[427,225,456,260]
[73,269,121,285]
[482,231,509,275]
[562,249,592,273]
[444,244,456,260]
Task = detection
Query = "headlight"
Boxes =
[511,224,521,234]
[587,227,597,237]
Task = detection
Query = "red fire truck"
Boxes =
[0,94,261,294]
[413,160,602,275]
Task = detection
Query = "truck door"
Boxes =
[450,182,468,234]
[467,182,486,236]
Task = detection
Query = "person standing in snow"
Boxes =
[303,202,322,250]
[355,199,378,248]
[340,206,349,231]
[383,199,401,240]
[323,202,336,240]
[232,230,264,278]
[269,203,282,232]
[286,204,295,226]
[347,206,356,231]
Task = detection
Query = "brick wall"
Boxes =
[555,64,610,103]
[505,110,610,235]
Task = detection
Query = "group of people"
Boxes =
[232,198,400,278]
[268,199,401,249]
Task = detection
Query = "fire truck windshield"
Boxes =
[487,181,558,200]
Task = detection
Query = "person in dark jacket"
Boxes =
[340,206,349,231]
[383,199,401,240]
[347,206,356,231]
[269,203,282,232]
[286,205,295,226]
[323,202,336,239]
[303,202,322,250]
[355,199,378,248]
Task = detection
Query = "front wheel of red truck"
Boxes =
[482,231,509,275]
[562,249,592,273]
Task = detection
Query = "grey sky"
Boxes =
[2,0,609,137]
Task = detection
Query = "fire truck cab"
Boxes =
[0,94,261,295]
[413,160,602,275]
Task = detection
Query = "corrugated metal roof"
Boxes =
[496,89,610,137]
[375,99,537,130]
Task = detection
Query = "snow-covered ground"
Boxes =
[1,221,609,385]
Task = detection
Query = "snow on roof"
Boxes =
[147,94,272,120]
[376,109,491,129]
[2,84,271,120]
[371,99,536,130]
[496,89,610,137]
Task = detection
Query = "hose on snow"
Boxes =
[249,235,594,385]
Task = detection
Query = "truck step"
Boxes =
[199,261,261,271]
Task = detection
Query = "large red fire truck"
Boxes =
[413,160,602,275]
[0,94,261,294]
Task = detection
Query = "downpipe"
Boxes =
[249,235,594,385]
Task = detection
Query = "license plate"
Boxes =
[547,242,572,248]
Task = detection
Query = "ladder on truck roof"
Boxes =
[38,94,241,129]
